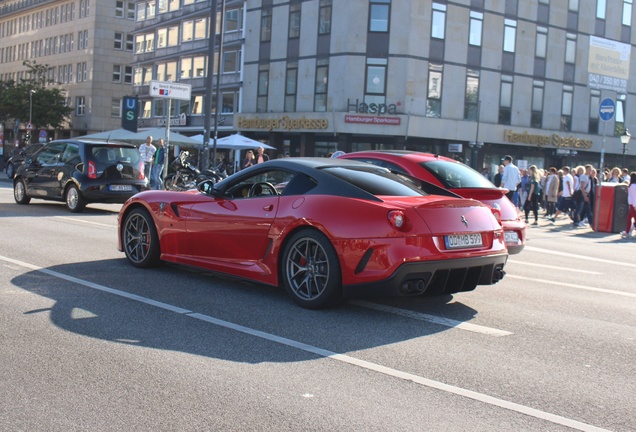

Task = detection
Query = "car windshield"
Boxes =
[419,160,495,189]
[91,146,140,164]
[323,167,426,197]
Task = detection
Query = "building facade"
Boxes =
[0,0,137,146]
[237,0,636,172]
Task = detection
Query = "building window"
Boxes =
[157,28,167,48]
[76,62,87,82]
[167,27,179,46]
[365,58,387,106]
[426,63,443,118]
[314,60,329,112]
[111,98,121,117]
[319,0,332,35]
[597,0,606,19]
[369,0,390,33]
[469,11,483,46]
[166,62,177,81]
[499,75,513,125]
[191,95,204,115]
[113,64,122,82]
[124,66,133,84]
[289,4,301,38]
[182,21,194,42]
[261,8,272,42]
[223,51,240,73]
[531,81,544,128]
[536,27,547,58]
[285,63,298,112]
[565,33,576,63]
[615,94,627,136]
[503,19,517,53]
[623,0,633,26]
[141,100,151,118]
[180,57,193,79]
[257,68,269,112]
[569,0,579,11]
[126,34,134,51]
[561,85,573,132]
[75,96,85,116]
[431,3,446,39]
[154,99,165,118]
[226,9,240,32]
[116,1,124,18]
[79,0,90,18]
[464,69,480,121]
[589,90,600,134]
[114,32,123,50]
[193,56,205,77]
[194,18,207,40]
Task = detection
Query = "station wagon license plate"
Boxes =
[504,231,519,243]
[445,233,483,249]
[109,185,133,192]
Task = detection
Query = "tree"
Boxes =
[0,60,73,130]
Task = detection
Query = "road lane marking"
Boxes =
[507,275,636,298]
[350,301,513,337]
[0,254,612,432]
[507,260,601,275]
[54,216,115,228]
[525,246,636,268]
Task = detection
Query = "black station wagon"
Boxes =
[13,139,148,212]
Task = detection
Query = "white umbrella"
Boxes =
[74,128,144,142]
[190,133,275,150]
[135,127,202,146]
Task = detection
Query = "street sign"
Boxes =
[599,98,615,122]
[149,81,191,101]
[26,122,33,130]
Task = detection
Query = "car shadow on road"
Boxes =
[11,259,480,364]
[0,202,120,218]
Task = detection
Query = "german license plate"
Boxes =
[445,233,483,249]
[504,231,519,243]
[109,184,133,192]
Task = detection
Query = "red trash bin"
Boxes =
[594,183,629,232]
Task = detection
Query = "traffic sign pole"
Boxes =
[595,98,615,232]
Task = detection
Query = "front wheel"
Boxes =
[122,208,161,268]
[65,184,86,213]
[281,229,342,309]
[6,163,15,179]
[13,178,31,205]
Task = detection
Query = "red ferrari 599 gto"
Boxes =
[118,158,507,309]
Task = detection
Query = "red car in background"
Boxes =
[339,151,525,254]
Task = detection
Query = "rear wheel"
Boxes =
[65,184,86,213]
[13,178,31,205]
[122,208,161,268]
[281,229,342,309]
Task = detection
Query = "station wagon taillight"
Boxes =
[139,161,145,179]
[88,160,97,179]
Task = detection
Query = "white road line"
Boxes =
[350,301,513,337]
[507,274,636,298]
[525,245,636,268]
[54,216,115,228]
[507,260,601,275]
[0,254,611,432]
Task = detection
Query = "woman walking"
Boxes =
[620,172,636,238]
[524,165,542,225]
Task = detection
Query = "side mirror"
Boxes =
[197,179,219,196]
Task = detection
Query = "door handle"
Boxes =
[263,204,273,211]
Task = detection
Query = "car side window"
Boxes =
[61,143,81,165]
[35,142,67,166]
[224,169,296,199]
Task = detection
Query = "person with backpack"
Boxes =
[524,165,542,226]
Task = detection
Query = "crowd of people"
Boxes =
[488,155,636,237]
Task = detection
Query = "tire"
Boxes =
[6,163,14,179]
[65,184,86,213]
[122,208,161,268]
[281,229,342,309]
[163,174,177,191]
[13,178,31,205]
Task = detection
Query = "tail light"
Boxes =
[387,210,405,230]
[139,161,145,180]
[491,207,502,225]
[88,160,97,179]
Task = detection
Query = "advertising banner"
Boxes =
[587,36,631,92]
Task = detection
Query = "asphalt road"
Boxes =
[0,177,634,432]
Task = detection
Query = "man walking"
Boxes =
[500,155,521,202]
[549,166,574,223]
[151,139,165,190]
[139,135,156,185]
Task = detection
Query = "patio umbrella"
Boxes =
[134,128,202,146]
[74,128,145,142]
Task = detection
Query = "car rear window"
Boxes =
[90,146,140,165]
[323,167,426,197]
[420,160,495,189]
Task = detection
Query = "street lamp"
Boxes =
[621,128,631,169]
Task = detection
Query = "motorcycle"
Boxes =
[163,151,223,191]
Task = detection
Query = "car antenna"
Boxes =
[106,130,112,143]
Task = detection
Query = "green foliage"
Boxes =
[0,60,73,129]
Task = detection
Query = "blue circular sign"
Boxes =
[599,98,615,122]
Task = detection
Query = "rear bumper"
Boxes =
[342,253,508,298]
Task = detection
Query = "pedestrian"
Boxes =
[545,167,559,217]
[255,146,269,164]
[575,165,593,227]
[608,167,622,183]
[139,135,156,184]
[493,165,504,187]
[150,138,165,190]
[621,167,630,183]
[524,165,541,225]
[549,166,574,223]
[242,150,255,169]
[519,169,529,208]
[500,155,521,203]
[620,172,636,238]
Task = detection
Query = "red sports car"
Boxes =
[118,158,507,309]
[339,151,526,254]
